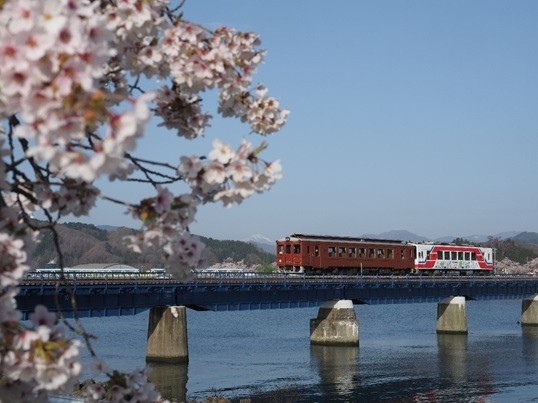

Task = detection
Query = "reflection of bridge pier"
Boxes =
[522,326,538,366]
[437,333,468,382]
[146,361,188,402]
[310,344,359,398]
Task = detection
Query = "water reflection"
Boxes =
[522,326,538,366]
[437,333,468,383]
[310,345,359,398]
[146,361,188,402]
[436,333,499,400]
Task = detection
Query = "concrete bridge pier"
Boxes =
[436,296,468,334]
[521,295,538,326]
[146,306,189,363]
[310,300,359,346]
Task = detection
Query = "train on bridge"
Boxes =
[276,234,495,275]
[33,264,169,279]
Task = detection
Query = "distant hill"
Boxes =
[32,222,274,270]
[243,234,275,254]
[362,230,523,244]
[97,225,119,232]
[513,232,538,244]
[453,232,523,243]
[374,230,428,243]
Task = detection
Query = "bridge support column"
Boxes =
[310,300,359,346]
[521,295,538,326]
[436,296,468,334]
[146,306,189,363]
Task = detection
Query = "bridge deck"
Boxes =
[16,274,538,318]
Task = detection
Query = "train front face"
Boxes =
[276,236,305,273]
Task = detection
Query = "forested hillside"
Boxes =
[201,237,274,267]
[32,222,274,270]
[483,236,538,264]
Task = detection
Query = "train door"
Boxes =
[311,243,322,269]
[276,241,294,268]
[302,242,313,268]
[292,242,302,268]
[284,242,294,267]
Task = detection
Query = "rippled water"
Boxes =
[77,299,538,402]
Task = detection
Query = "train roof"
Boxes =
[279,233,405,244]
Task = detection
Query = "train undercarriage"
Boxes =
[280,266,490,276]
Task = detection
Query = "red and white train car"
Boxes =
[276,234,495,275]
[412,243,494,275]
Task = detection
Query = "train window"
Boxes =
[369,248,375,258]
[377,249,384,258]
[278,245,284,255]
[293,244,300,253]
[464,252,470,260]
[401,249,405,259]
[438,251,445,260]
[471,252,476,260]
[307,246,310,254]
[315,245,320,257]
[426,251,430,260]
[338,247,346,257]
[328,246,336,257]
[286,245,291,254]
[348,247,356,258]
[458,252,463,260]
[359,248,366,257]
[387,249,393,259]
[451,251,457,260]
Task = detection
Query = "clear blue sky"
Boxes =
[79,0,538,241]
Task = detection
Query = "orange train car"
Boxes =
[276,233,416,275]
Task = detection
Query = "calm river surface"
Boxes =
[77,299,538,402]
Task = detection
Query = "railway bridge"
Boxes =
[17,274,538,362]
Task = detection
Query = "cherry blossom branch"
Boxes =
[0,0,288,399]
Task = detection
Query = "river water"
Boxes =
[76,299,538,402]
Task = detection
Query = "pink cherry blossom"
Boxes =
[29,305,57,328]
[0,0,287,399]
